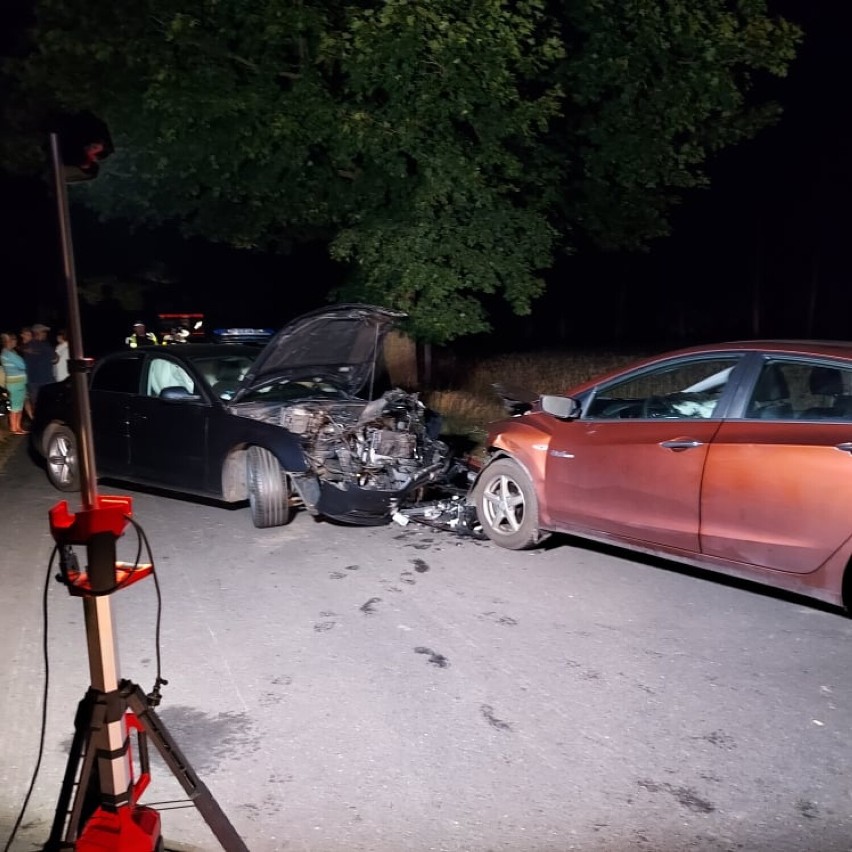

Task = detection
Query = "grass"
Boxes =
[418,348,644,451]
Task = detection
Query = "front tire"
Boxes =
[45,425,80,492]
[473,457,545,550]
[247,446,291,528]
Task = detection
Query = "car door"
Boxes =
[700,357,852,573]
[128,354,211,492]
[88,354,144,475]
[544,355,742,552]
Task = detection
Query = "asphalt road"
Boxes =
[2,438,852,852]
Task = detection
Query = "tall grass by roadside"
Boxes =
[421,349,644,448]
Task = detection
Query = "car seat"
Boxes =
[800,366,852,420]
[746,364,793,419]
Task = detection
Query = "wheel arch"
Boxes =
[474,445,550,519]
[482,420,553,488]
[221,444,250,501]
[220,433,306,502]
[473,448,534,489]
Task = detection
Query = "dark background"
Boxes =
[1,1,848,356]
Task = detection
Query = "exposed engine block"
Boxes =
[237,389,445,492]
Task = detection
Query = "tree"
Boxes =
[3,0,799,343]
[553,0,800,250]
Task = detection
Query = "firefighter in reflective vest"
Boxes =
[125,321,158,348]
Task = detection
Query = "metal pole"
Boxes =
[49,132,133,812]
[49,132,99,509]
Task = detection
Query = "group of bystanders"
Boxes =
[0,324,69,435]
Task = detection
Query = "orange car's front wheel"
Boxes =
[473,457,547,550]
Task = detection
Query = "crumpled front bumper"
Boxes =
[316,459,450,525]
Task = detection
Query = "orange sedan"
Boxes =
[472,341,852,609]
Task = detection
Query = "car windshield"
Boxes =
[189,354,257,400]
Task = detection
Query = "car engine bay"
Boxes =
[230,388,448,493]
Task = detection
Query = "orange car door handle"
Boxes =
[660,439,704,451]
[836,442,852,454]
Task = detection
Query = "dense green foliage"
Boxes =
[3,0,799,341]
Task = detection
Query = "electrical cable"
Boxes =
[2,546,58,852]
[55,527,147,598]
[124,514,168,704]
[54,514,167,695]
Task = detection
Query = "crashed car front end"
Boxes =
[230,387,449,524]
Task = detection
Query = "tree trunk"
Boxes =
[383,331,418,389]
[418,342,433,388]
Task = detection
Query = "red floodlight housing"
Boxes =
[56,111,113,182]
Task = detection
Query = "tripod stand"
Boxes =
[45,679,248,851]
[42,500,249,852]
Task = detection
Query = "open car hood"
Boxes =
[230,304,406,402]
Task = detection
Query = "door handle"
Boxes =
[836,442,852,454]
[660,439,704,451]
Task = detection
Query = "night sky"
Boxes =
[1,1,848,353]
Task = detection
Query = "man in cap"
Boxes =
[25,323,58,410]
[125,321,158,348]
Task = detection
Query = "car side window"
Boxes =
[90,358,143,394]
[146,358,196,398]
[586,357,741,420]
[746,359,852,421]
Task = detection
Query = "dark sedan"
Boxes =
[32,305,449,528]
[473,341,852,609]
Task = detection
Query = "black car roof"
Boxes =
[105,343,261,360]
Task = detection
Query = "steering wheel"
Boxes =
[640,395,676,419]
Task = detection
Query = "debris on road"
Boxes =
[393,494,484,539]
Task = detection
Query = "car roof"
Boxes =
[107,343,262,359]
[670,340,852,359]
[566,340,852,395]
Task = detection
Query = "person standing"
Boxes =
[1,332,29,434]
[16,326,35,421]
[54,328,70,381]
[125,321,158,348]
[24,323,57,410]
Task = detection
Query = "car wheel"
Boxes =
[45,425,80,492]
[473,457,545,550]
[246,446,291,528]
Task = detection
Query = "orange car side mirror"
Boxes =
[540,395,581,420]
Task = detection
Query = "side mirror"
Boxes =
[159,386,202,402]
[540,395,581,420]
